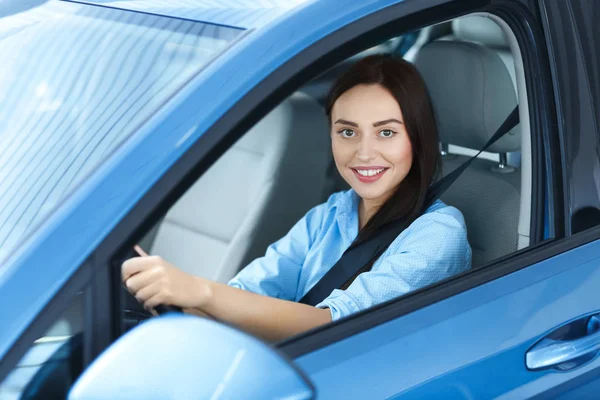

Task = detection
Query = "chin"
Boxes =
[351,185,390,202]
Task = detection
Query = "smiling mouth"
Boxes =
[351,167,389,183]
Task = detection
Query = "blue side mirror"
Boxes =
[68,315,315,399]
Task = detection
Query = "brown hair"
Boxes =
[326,54,441,251]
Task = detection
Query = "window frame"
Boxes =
[69,0,561,363]
[538,0,600,235]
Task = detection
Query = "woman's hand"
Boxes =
[122,255,211,311]
[122,251,330,341]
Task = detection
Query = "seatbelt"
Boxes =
[299,105,520,306]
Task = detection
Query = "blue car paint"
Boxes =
[296,238,600,398]
[0,0,404,367]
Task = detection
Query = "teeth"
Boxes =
[356,168,384,177]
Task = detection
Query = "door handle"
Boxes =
[526,315,600,371]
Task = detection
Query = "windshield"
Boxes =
[0,1,243,263]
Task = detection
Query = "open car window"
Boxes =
[126,11,535,334]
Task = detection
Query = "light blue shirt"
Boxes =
[228,189,472,321]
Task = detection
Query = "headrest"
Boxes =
[452,16,509,48]
[414,41,520,153]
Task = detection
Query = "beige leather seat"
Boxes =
[414,17,521,267]
[143,93,330,282]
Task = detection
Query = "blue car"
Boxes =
[1,0,599,398]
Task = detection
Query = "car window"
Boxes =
[0,0,243,264]
[0,293,84,399]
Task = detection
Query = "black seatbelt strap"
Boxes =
[424,106,520,205]
[299,105,519,306]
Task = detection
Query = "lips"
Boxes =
[351,167,389,183]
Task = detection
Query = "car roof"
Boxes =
[77,0,314,29]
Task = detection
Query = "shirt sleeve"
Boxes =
[227,204,325,301]
[315,207,472,321]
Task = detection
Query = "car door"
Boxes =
[280,1,600,398]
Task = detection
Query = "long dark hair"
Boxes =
[326,54,441,249]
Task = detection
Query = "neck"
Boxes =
[358,198,383,230]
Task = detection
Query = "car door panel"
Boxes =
[549,369,600,400]
[295,237,600,398]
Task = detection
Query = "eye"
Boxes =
[338,128,356,138]
[379,129,396,138]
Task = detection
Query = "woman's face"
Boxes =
[330,84,413,206]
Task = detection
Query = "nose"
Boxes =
[356,133,377,162]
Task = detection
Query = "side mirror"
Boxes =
[69,315,315,399]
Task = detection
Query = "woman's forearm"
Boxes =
[192,279,332,342]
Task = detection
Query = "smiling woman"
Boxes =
[122,55,472,341]
[331,84,414,227]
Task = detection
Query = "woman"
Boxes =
[122,54,472,342]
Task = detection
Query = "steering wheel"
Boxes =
[154,305,183,314]
[122,245,185,316]
[121,284,183,332]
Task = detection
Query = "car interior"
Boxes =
[138,12,531,281]
[0,12,534,399]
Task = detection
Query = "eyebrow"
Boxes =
[333,118,403,127]
[373,118,403,127]
[333,119,358,127]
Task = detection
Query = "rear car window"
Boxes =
[0,1,243,263]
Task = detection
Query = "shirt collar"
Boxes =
[331,189,360,243]
[329,189,445,244]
